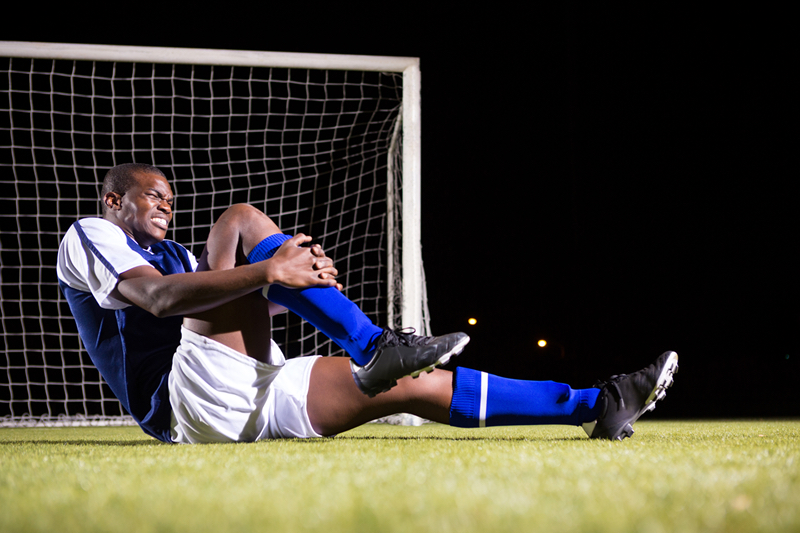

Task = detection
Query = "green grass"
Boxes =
[1,420,799,533]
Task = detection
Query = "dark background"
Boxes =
[6,5,797,418]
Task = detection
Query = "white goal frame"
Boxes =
[0,41,429,426]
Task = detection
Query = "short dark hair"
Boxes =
[101,163,166,212]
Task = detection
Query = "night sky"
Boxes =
[6,5,797,418]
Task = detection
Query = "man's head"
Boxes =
[101,163,174,248]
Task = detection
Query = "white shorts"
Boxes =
[169,326,323,443]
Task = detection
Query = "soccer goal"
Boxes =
[0,41,430,427]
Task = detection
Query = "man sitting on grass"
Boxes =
[57,163,678,444]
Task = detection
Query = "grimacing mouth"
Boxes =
[151,217,169,229]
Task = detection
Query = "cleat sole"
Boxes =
[644,352,679,407]
[406,334,470,379]
[587,351,679,441]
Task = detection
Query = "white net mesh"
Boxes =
[0,48,411,426]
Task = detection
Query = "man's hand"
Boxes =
[269,234,341,290]
[309,242,344,291]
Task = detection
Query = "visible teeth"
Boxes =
[151,218,168,228]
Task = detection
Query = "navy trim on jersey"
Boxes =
[72,220,120,277]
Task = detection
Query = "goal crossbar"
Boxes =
[0,41,419,72]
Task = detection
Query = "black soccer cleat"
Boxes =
[583,351,679,441]
[351,328,470,397]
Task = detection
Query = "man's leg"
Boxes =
[184,204,468,392]
[306,360,602,436]
[307,352,679,441]
[185,203,378,362]
[246,232,468,387]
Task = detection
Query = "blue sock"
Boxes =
[449,367,602,428]
[247,234,383,366]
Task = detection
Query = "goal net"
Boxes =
[0,42,429,427]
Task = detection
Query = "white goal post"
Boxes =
[0,41,429,426]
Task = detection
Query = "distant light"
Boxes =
[537,340,547,348]
[468,318,477,326]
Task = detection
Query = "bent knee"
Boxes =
[222,203,270,221]
[219,204,280,233]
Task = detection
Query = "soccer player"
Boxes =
[57,163,678,444]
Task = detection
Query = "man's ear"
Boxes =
[103,192,122,211]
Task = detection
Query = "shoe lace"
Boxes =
[392,327,430,346]
[369,327,428,351]
[594,374,627,410]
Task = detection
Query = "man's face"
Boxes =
[107,172,174,248]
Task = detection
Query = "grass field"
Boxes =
[1,420,798,533]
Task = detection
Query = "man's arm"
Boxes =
[113,234,338,318]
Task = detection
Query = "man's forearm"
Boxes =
[115,262,277,318]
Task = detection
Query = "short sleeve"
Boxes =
[57,218,153,309]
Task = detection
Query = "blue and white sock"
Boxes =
[449,367,602,428]
[247,233,383,366]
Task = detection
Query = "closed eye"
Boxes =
[147,191,174,207]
